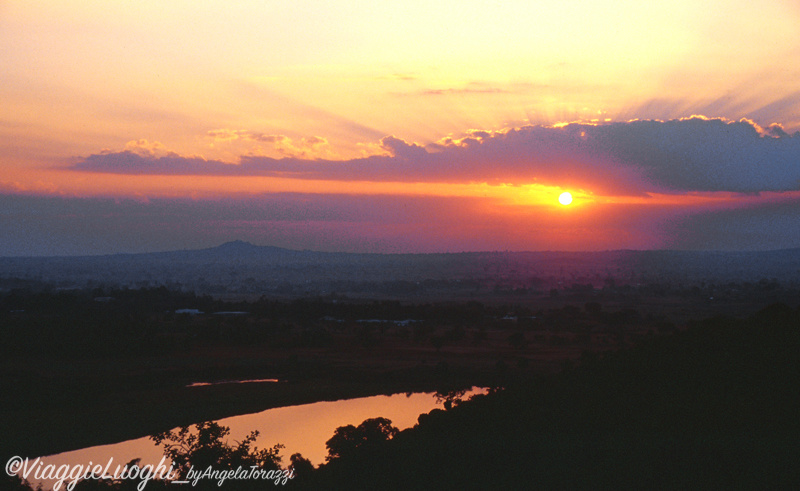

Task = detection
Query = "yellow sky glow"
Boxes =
[2,1,800,254]
[2,0,799,172]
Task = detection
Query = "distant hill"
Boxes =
[0,241,798,295]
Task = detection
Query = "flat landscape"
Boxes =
[2,246,799,488]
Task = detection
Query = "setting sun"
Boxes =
[1,1,799,256]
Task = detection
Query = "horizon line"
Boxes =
[1,240,798,260]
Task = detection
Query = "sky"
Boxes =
[2,0,800,256]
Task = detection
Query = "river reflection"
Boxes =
[185,378,281,387]
[26,388,486,489]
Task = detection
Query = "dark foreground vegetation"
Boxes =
[2,285,799,489]
[305,304,800,489]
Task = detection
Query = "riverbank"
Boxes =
[1,355,495,461]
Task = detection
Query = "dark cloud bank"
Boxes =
[4,117,797,256]
[72,118,800,194]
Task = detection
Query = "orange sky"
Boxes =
[2,1,800,254]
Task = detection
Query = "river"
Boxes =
[18,387,486,489]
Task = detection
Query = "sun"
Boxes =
[558,191,573,206]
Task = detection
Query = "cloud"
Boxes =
[75,151,236,175]
[207,129,289,144]
[206,130,332,158]
[395,81,545,98]
[583,117,800,192]
[421,87,509,96]
[123,139,170,157]
[378,136,427,160]
[72,118,800,194]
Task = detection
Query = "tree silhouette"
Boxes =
[288,453,315,480]
[324,417,399,462]
[151,421,284,489]
[434,388,468,410]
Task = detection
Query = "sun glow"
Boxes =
[558,192,573,206]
